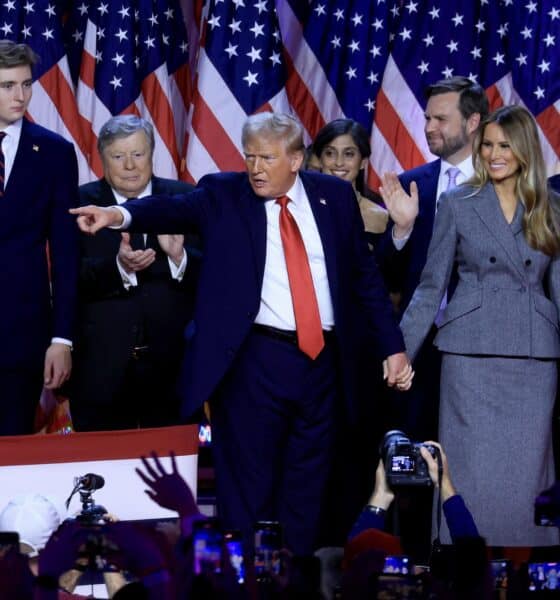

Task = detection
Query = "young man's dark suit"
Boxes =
[120,170,405,554]
[376,160,442,438]
[71,176,199,431]
[0,119,79,434]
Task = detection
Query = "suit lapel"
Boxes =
[473,183,525,279]
[238,178,267,290]
[300,172,338,297]
[6,119,38,198]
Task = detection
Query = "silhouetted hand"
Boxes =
[136,451,199,519]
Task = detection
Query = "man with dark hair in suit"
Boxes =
[377,76,490,441]
[71,115,199,431]
[0,40,79,435]
[72,112,413,555]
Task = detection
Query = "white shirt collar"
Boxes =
[112,180,153,205]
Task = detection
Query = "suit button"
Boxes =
[489,256,496,263]
[227,348,235,358]
[247,311,254,319]
[520,287,527,293]
[525,259,532,266]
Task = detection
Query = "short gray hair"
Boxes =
[97,115,155,156]
[241,112,304,153]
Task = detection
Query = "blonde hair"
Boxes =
[471,105,560,256]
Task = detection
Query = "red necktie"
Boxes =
[276,195,324,359]
[0,131,6,196]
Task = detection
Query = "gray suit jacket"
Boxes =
[401,182,560,361]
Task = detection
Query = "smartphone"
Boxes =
[193,518,222,575]
[224,529,245,584]
[383,555,411,575]
[375,574,424,598]
[254,520,282,580]
[0,531,19,557]
[528,562,560,591]
[490,559,510,590]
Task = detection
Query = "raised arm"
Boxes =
[70,205,124,233]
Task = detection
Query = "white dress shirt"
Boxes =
[255,175,334,331]
[118,175,335,330]
[1,120,22,186]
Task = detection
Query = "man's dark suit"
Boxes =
[0,119,79,434]
[71,177,199,431]
[550,174,560,193]
[121,170,405,553]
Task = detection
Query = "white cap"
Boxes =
[0,493,65,557]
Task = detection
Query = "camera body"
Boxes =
[381,430,438,487]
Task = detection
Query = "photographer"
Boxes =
[343,440,489,598]
[348,441,478,544]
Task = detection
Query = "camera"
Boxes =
[380,430,438,487]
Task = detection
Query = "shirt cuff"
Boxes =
[51,338,72,348]
[110,205,131,229]
[168,249,187,281]
[116,256,138,289]
[392,224,412,250]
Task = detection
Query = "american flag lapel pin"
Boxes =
[33,145,39,152]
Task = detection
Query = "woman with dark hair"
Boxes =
[394,104,560,546]
[313,119,393,547]
[313,119,388,239]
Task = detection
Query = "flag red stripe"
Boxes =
[141,73,181,168]
[191,92,246,172]
[536,106,560,158]
[284,53,326,139]
[40,66,90,163]
[79,49,96,89]
[375,89,425,171]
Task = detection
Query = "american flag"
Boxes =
[4,1,559,186]
[1,1,91,181]
[184,0,291,182]
[278,0,559,189]
[64,0,193,182]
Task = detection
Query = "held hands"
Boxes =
[379,172,419,239]
[69,205,124,233]
[118,233,156,273]
[44,343,72,389]
[383,352,414,391]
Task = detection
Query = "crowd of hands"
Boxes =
[0,441,471,600]
[0,451,332,599]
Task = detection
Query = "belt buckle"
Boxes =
[132,345,149,360]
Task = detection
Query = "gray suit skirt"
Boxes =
[438,353,558,547]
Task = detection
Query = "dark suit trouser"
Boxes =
[210,329,339,556]
[72,351,182,431]
[0,366,43,435]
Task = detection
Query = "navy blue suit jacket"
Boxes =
[122,171,405,419]
[0,119,79,368]
[376,160,441,314]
